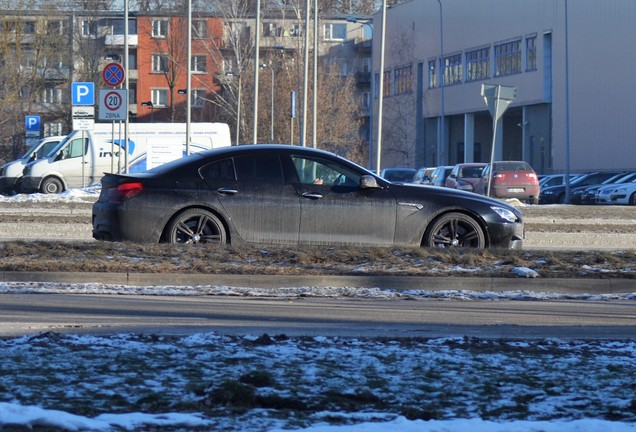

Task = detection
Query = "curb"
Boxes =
[1,272,635,294]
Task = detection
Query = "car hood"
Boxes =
[390,183,523,217]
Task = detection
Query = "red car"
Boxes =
[474,161,540,204]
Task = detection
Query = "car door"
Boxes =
[289,155,397,246]
[201,154,301,244]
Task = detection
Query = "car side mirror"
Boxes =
[360,175,381,189]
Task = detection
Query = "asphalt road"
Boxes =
[0,293,634,340]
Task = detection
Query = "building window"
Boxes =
[152,54,169,73]
[46,20,65,35]
[44,122,63,136]
[151,89,168,107]
[22,21,36,34]
[41,87,63,104]
[81,20,97,37]
[526,35,537,71]
[192,19,207,38]
[191,55,207,73]
[394,65,413,95]
[191,89,206,107]
[465,47,490,82]
[494,39,522,76]
[327,58,349,76]
[362,91,371,110]
[383,70,392,97]
[152,19,168,38]
[428,59,437,89]
[442,53,462,86]
[324,23,346,41]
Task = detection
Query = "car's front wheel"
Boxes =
[40,177,64,194]
[165,209,227,244]
[424,212,486,248]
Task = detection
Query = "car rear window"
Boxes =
[494,162,532,171]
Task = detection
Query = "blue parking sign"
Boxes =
[72,82,95,105]
[25,116,40,132]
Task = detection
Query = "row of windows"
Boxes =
[150,18,207,39]
[0,20,67,35]
[428,35,537,89]
[151,54,208,73]
[150,88,207,107]
[374,65,414,98]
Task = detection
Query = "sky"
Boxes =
[1,188,635,431]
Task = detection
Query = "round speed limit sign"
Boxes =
[98,89,128,121]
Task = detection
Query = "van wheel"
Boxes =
[424,212,486,248]
[165,209,227,245]
[40,177,64,194]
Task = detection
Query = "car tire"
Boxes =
[529,197,539,205]
[629,193,636,206]
[40,177,64,194]
[165,209,227,245]
[424,212,486,248]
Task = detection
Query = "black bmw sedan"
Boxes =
[92,145,524,248]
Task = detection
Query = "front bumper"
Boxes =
[0,176,17,194]
[21,176,43,193]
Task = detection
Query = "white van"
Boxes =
[21,122,231,194]
[0,135,67,194]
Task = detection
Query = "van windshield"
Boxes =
[21,139,63,162]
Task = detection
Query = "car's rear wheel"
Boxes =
[629,193,636,206]
[424,212,486,248]
[166,209,227,245]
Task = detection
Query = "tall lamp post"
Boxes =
[346,16,373,168]
[376,0,387,174]
[225,71,242,145]
[260,63,275,143]
[436,0,445,166]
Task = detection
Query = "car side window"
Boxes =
[291,156,360,187]
[200,158,235,180]
[234,155,285,184]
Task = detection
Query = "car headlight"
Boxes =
[491,206,518,223]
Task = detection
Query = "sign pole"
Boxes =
[481,84,517,198]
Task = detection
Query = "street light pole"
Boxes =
[186,0,192,155]
[252,0,262,144]
[261,64,275,142]
[436,0,445,166]
[376,0,387,174]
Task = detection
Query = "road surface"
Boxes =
[0,293,634,339]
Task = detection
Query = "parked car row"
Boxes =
[539,171,636,205]
[405,161,540,204]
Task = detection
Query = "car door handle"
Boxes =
[302,192,323,200]
[217,188,238,195]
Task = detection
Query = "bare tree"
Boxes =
[0,8,70,163]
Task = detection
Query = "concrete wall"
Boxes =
[376,0,636,173]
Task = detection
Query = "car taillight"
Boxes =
[527,172,537,180]
[493,173,505,179]
[106,182,143,203]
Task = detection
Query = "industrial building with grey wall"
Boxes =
[373,0,636,174]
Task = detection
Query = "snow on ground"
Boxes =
[1,189,636,431]
[1,331,635,431]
